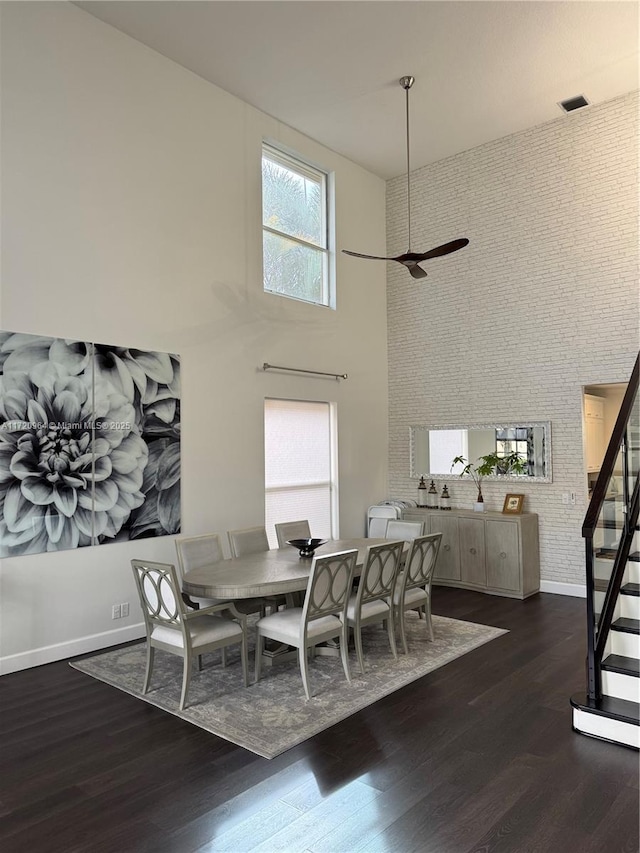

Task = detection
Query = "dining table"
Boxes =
[181,538,397,666]
[181,538,389,602]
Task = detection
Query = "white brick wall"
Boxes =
[387,91,639,589]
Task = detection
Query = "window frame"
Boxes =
[261,142,332,308]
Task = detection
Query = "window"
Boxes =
[434,430,468,475]
[262,144,330,306]
[264,399,336,548]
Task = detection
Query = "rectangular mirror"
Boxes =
[410,422,552,482]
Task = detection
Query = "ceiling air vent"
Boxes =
[558,95,590,113]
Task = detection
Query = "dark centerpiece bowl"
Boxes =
[286,538,327,558]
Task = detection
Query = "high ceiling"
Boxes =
[76,1,639,179]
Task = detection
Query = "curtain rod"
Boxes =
[262,362,348,381]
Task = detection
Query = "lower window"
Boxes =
[264,398,336,548]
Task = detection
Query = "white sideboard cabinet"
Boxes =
[402,507,540,599]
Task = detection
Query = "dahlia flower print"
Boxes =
[0,330,180,557]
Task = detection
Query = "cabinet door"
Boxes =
[485,520,521,592]
[584,395,605,472]
[459,517,486,586]
[428,514,460,581]
[585,416,605,472]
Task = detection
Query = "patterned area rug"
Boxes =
[70,614,507,758]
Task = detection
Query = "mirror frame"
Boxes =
[409,421,552,483]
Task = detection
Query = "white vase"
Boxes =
[473,502,485,512]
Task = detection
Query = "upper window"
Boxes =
[262,144,330,306]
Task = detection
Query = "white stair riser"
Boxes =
[615,594,640,620]
[608,630,640,658]
[602,670,640,703]
[594,558,615,581]
[573,708,640,749]
[594,559,639,584]
[595,591,639,618]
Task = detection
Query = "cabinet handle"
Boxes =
[443,544,450,551]
[500,552,507,558]
[470,547,476,555]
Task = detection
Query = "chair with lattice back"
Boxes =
[393,533,442,653]
[346,540,405,674]
[131,559,248,710]
[254,549,358,700]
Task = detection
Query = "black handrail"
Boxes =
[581,350,639,701]
[595,478,639,657]
[583,352,639,538]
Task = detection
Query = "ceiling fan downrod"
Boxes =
[400,75,415,252]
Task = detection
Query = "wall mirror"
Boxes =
[409,422,552,482]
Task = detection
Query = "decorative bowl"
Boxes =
[286,538,327,558]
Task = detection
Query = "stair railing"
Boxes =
[582,351,639,701]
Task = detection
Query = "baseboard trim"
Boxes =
[539,580,586,598]
[0,623,146,675]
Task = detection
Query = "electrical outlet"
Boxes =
[112,604,121,619]
[562,493,569,505]
[121,602,129,617]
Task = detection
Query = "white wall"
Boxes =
[0,4,388,672]
[387,91,639,593]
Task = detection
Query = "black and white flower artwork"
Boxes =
[0,331,180,557]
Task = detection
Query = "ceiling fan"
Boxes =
[343,76,469,280]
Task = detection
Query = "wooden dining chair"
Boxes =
[346,540,404,674]
[227,526,284,613]
[385,519,425,541]
[393,533,442,653]
[254,549,358,700]
[131,559,249,710]
[274,520,311,548]
[175,533,265,618]
[228,526,270,557]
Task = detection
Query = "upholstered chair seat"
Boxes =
[151,616,242,650]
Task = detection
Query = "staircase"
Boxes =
[571,353,640,749]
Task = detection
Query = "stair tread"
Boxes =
[622,582,640,596]
[602,653,640,677]
[596,549,640,561]
[571,693,640,725]
[595,548,617,559]
[612,617,640,634]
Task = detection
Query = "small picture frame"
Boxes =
[502,493,525,514]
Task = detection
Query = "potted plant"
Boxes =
[451,451,527,510]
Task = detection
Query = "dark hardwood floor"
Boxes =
[1,589,638,853]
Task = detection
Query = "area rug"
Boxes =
[70,614,507,758]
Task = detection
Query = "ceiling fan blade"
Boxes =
[404,262,428,280]
[342,249,396,261]
[415,238,470,261]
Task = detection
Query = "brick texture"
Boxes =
[386,92,639,589]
